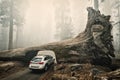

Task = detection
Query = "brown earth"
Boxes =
[38,59,120,80]
[0,61,25,79]
[0,60,120,80]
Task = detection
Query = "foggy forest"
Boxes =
[0,0,119,53]
[0,0,120,80]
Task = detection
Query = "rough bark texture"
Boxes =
[0,7,115,65]
[95,69,120,80]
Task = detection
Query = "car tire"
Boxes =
[31,69,37,72]
[44,64,48,71]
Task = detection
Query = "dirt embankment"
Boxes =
[39,59,120,80]
[0,60,120,80]
[0,61,25,79]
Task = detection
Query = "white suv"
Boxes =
[29,55,54,71]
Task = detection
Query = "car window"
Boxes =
[32,58,42,62]
[49,56,53,59]
[44,56,49,60]
[44,57,47,60]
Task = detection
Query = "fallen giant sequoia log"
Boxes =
[0,7,115,65]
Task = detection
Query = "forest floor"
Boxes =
[0,59,120,80]
[0,61,26,79]
[39,59,120,80]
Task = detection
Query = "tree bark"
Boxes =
[94,0,99,11]
[8,0,14,49]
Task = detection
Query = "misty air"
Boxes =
[0,0,120,80]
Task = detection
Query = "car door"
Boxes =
[44,56,50,65]
[48,56,54,64]
[47,56,52,65]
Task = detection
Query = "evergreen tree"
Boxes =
[54,0,74,40]
[0,0,27,49]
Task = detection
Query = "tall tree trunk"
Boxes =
[0,27,9,50]
[118,0,120,54]
[15,26,23,48]
[8,0,13,50]
[94,0,99,11]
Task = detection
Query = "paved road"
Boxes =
[1,69,43,80]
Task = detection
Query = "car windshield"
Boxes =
[31,58,42,62]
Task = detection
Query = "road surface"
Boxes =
[1,69,43,80]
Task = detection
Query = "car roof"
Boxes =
[34,55,52,58]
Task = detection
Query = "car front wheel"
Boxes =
[44,65,48,71]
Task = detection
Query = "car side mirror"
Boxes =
[44,58,47,61]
